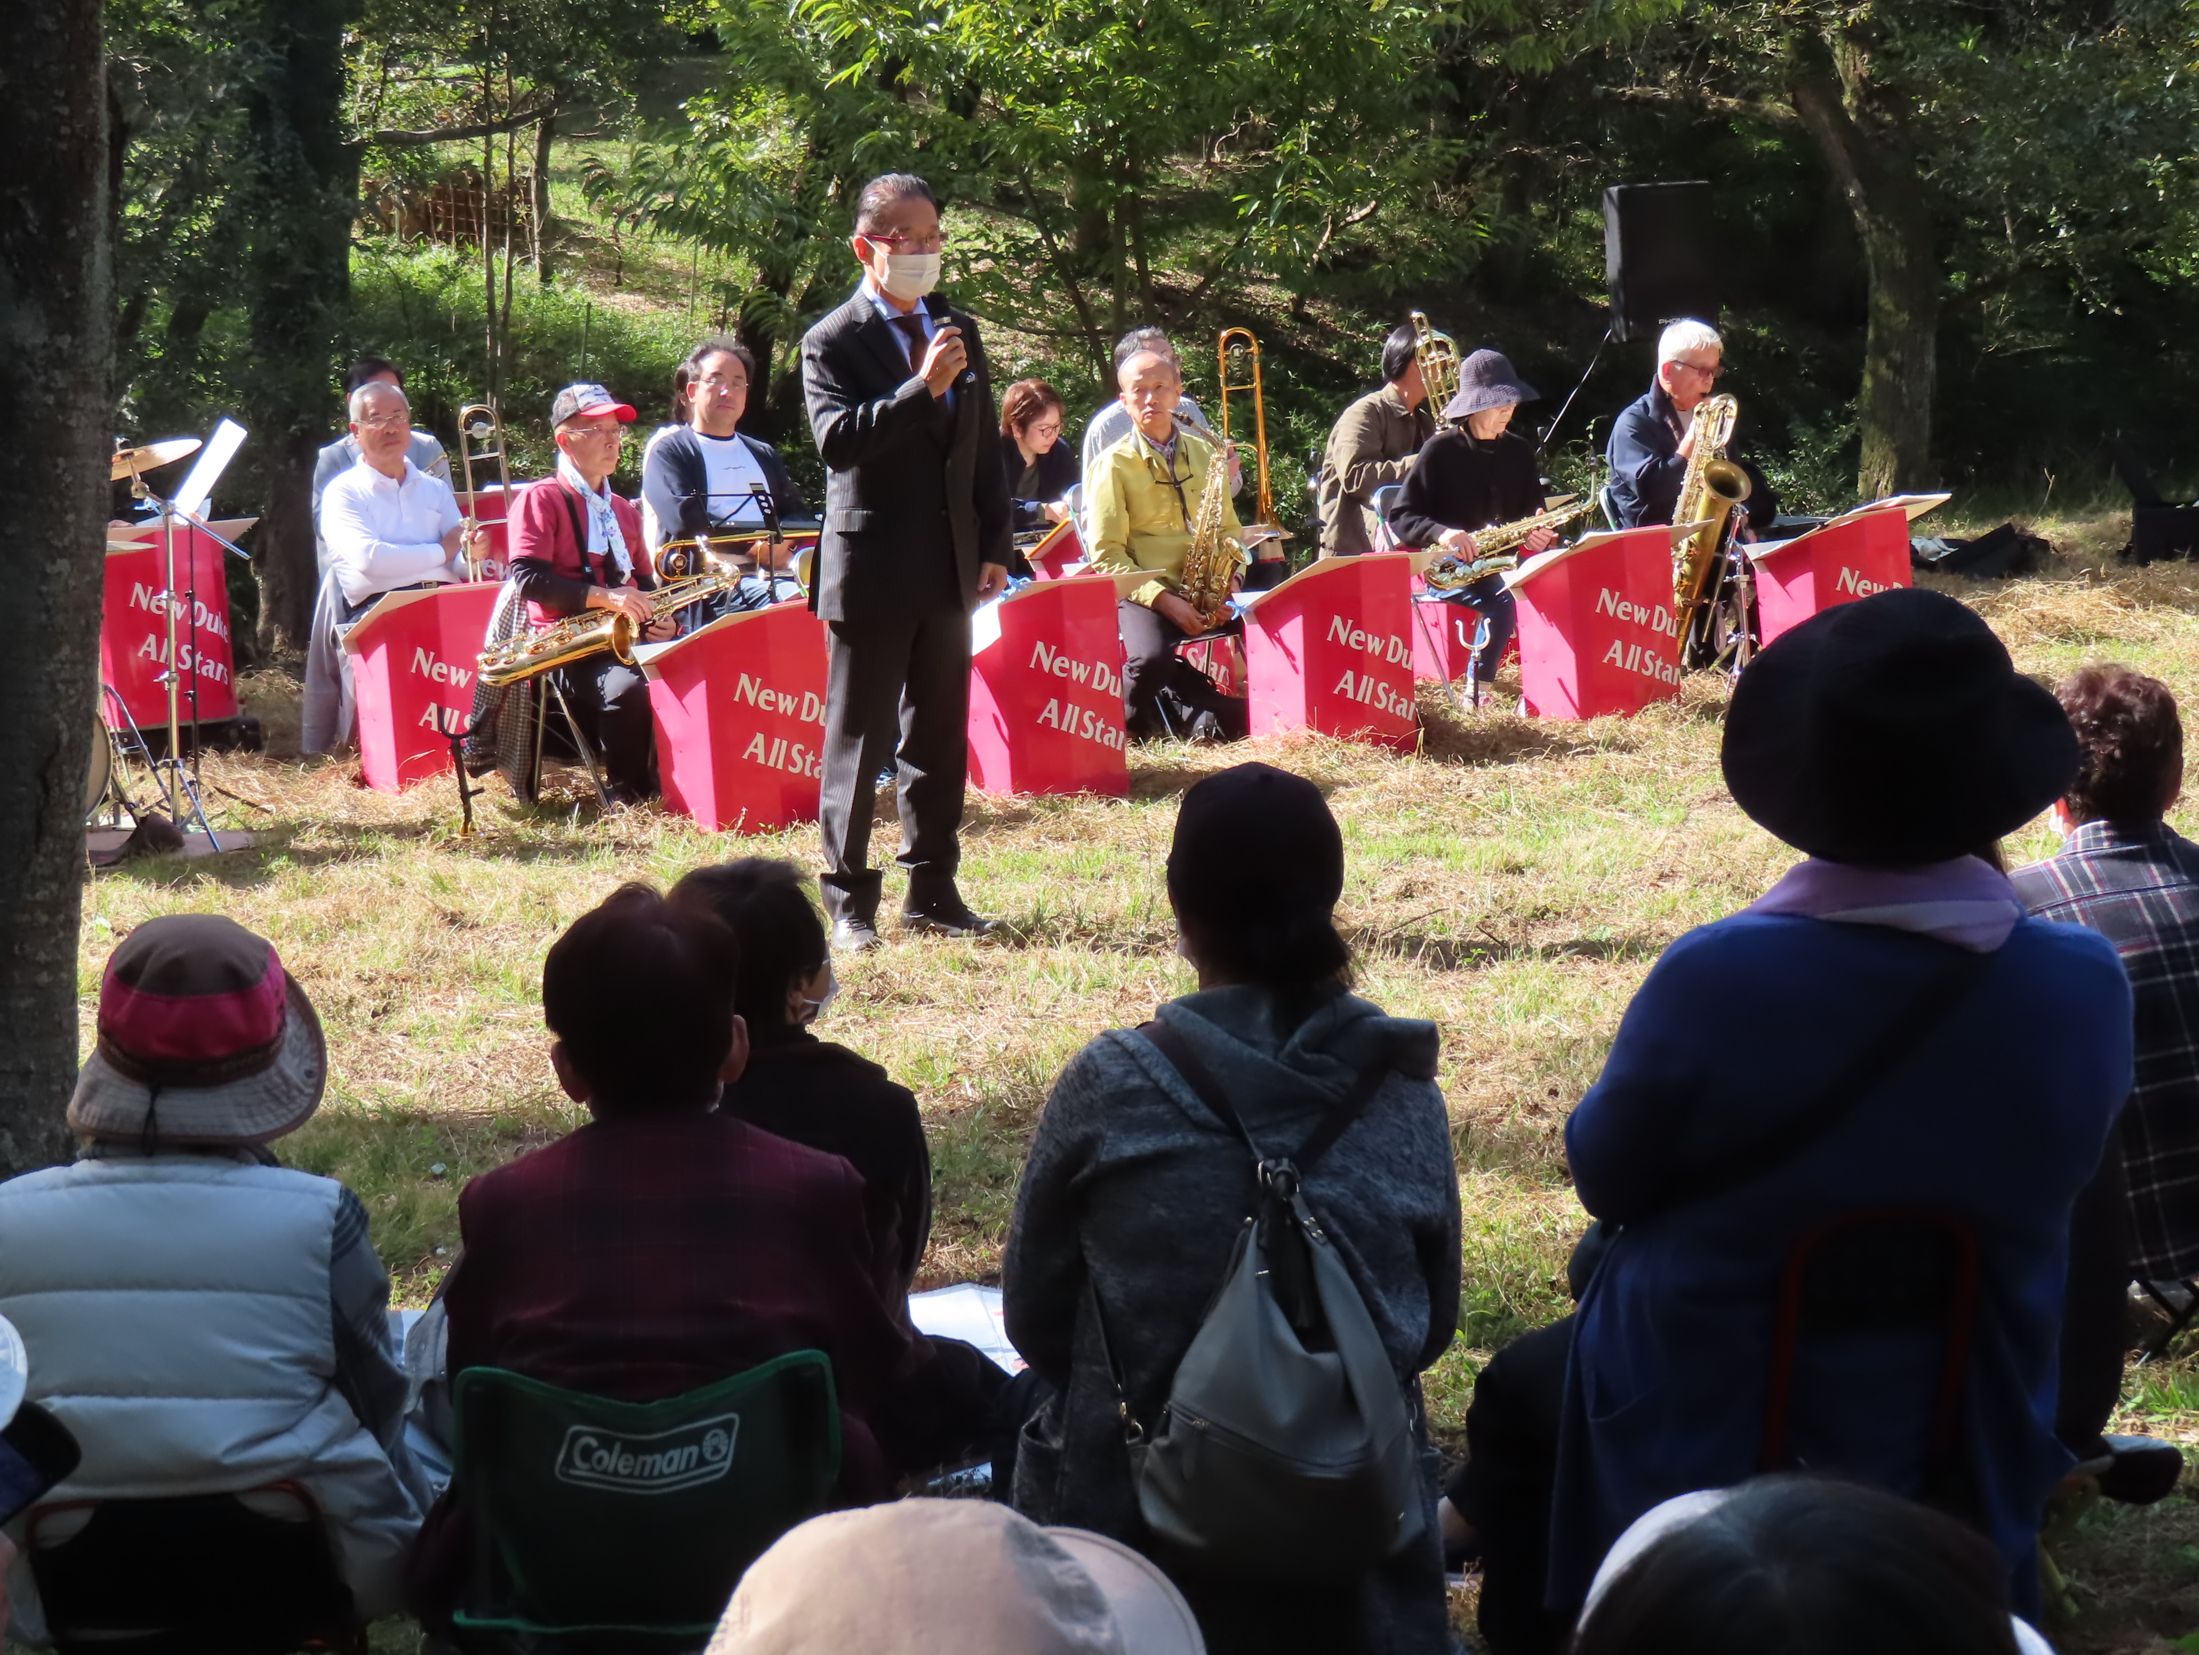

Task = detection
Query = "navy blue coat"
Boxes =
[1605,381,1777,531]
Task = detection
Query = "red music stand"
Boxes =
[100,517,252,731]
[1750,495,1947,648]
[453,487,521,579]
[1022,519,1085,580]
[343,583,502,792]
[968,574,1128,798]
[1238,553,1417,751]
[637,600,831,832]
[1506,526,1689,721]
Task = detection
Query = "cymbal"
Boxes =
[110,437,200,481]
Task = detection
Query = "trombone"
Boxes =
[456,400,510,581]
[1216,326,1286,551]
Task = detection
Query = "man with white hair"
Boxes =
[318,379,480,624]
[1605,319,1776,534]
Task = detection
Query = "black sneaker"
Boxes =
[832,915,882,953]
[902,898,997,939]
[2095,1434,2186,1505]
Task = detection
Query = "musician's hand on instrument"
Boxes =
[641,616,680,642]
[920,326,968,398]
[1042,499,1069,524]
[1440,528,1479,559]
[591,585,656,628]
[1154,591,1206,634]
[977,561,1010,601]
[1225,445,1244,492]
[1522,526,1559,556]
[1676,426,1699,461]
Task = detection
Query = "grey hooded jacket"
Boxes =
[1004,985,1464,1655]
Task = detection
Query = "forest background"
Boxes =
[111,0,2199,661]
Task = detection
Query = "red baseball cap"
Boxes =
[550,382,638,426]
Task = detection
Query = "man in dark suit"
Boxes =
[801,173,1011,951]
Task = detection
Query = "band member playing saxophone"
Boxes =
[1605,319,1778,534]
[507,382,672,804]
[1086,346,1249,743]
[1388,350,1554,708]
[640,336,812,610]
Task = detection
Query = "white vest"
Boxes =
[0,1155,423,1628]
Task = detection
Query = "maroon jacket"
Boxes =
[508,472,650,626]
[409,1108,950,1626]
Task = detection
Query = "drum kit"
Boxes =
[94,429,254,852]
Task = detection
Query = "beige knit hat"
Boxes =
[708,1500,1204,1654]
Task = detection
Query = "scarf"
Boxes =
[557,454,631,579]
[1746,855,2026,953]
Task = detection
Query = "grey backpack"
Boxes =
[1087,1022,1429,1584]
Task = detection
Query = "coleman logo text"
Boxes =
[554,1416,739,1495]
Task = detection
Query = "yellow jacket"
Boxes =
[1086,423,1244,609]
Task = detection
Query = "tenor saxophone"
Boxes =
[1670,393,1752,615]
[1175,434,1244,632]
[1423,498,1596,590]
[476,570,737,688]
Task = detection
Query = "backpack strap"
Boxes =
[1139,1020,1388,1177]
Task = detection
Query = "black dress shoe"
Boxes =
[901,898,996,939]
[832,915,882,953]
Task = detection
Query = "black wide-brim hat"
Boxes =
[1442,349,1540,421]
[1721,587,2077,867]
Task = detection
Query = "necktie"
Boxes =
[892,313,928,374]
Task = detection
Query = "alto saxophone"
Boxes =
[1423,498,1596,590]
[1175,435,1244,631]
[1670,393,1752,615]
[477,570,738,688]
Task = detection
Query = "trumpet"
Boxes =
[1216,326,1277,535]
[456,400,510,582]
[1422,498,1595,590]
[1411,313,1462,426]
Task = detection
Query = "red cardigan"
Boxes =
[508,473,650,625]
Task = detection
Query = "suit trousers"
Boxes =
[819,602,971,921]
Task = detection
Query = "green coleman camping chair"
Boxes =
[447,1352,841,1646]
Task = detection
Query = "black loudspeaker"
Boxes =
[1605,182,1719,344]
[2127,504,2199,564]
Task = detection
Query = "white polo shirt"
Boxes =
[319,457,465,608]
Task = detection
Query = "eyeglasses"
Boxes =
[356,413,410,431]
[1672,360,1721,381]
[862,228,950,251]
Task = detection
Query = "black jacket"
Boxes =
[1387,427,1544,552]
[1605,382,1778,531]
[719,1028,933,1303]
[639,427,810,550]
[1002,434,1079,534]
[799,289,1012,625]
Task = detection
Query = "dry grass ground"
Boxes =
[81,514,2197,1651]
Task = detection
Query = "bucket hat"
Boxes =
[1721,587,2076,866]
[69,915,327,1148]
[1442,349,1540,421]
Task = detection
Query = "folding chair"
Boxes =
[1598,483,1621,533]
[27,1482,365,1655]
[1759,1209,1982,1523]
[446,1353,842,1647]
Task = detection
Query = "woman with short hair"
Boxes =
[999,377,1078,535]
[1002,762,1463,1654]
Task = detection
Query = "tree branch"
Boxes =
[359,103,561,151]
[1604,84,1799,128]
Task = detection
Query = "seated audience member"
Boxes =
[1085,346,1250,742]
[1000,378,1079,537]
[670,858,933,1302]
[640,337,812,609]
[1002,763,1462,1654]
[2011,665,2197,1499]
[507,382,669,803]
[1570,1478,2051,1655]
[0,916,427,1636]
[1315,321,1435,558]
[709,1499,1204,1653]
[407,884,970,1629]
[1453,589,2132,1654]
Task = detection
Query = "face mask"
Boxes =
[797,961,840,1025]
[877,251,942,302]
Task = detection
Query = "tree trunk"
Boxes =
[531,111,558,282]
[243,0,357,656]
[1787,27,1939,499]
[0,0,112,1174]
